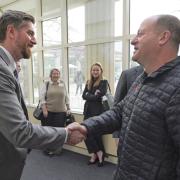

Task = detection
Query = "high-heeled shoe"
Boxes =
[88,157,98,165]
[97,154,104,167]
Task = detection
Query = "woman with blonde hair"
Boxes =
[82,62,109,167]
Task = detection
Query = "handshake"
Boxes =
[65,122,87,145]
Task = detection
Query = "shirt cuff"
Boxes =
[64,128,69,143]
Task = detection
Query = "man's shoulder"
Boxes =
[0,61,15,87]
[0,61,11,75]
[124,66,143,75]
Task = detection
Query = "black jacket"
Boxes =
[82,80,108,119]
[82,57,180,180]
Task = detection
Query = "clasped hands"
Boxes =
[66,122,87,145]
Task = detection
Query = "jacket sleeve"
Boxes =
[82,101,123,135]
[0,67,66,151]
[82,80,108,101]
[114,71,128,105]
[165,88,180,178]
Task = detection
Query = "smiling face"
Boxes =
[50,69,60,82]
[131,17,161,66]
[14,21,36,59]
[91,65,102,79]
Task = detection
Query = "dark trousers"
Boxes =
[84,116,105,154]
[85,134,105,154]
[41,111,66,127]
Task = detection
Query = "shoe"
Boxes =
[97,161,104,167]
[88,158,98,165]
[97,154,104,167]
[87,157,98,165]
[43,150,54,157]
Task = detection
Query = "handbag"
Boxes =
[33,82,49,120]
[33,101,43,120]
[65,114,75,126]
[102,82,114,111]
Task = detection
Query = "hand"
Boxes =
[66,130,85,145]
[66,110,71,115]
[95,89,100,95]
[67,122,87,136]
[66,122,88,145]
[43,110,48,118]
[42,105,48,118]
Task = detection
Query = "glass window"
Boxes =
[43,49,62,80]
[68,5,85,42]
[42,17,61,46]
[42,0,62,17]
[68,46,86,112]
[130,0,180,34]
[114,42,122,88]
[68,0,121,43]
[85,0,116,41]
[68,42,120,112]
[32,52,43,104]
[19,59,33,105]
[115,0,123,36]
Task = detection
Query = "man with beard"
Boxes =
[69,14,180,180]
[0,10,84,180]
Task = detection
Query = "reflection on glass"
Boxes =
[68,46,86,112]
[43,49,62,80]
[43,17,61,46]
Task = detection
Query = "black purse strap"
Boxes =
[45,81,49,100]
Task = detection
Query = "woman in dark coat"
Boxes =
[82,62,108,167]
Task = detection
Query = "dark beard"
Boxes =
[22,47,31,59]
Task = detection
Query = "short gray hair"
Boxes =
[0,10,35,42]
[156,14,180,48]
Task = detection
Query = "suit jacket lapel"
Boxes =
[0,47,11,66]
[0,47,29,120]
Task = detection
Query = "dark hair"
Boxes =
[0,10,35,42]
[156,14,180,48]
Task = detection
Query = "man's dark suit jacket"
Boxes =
[113,66,143,137]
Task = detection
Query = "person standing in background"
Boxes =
[82,62,109,167]
[74,70,84,95]
[113,65,143,146]
[40,68,71,156]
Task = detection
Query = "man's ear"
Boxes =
[159,30,171,46]
[6,24,16,39]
